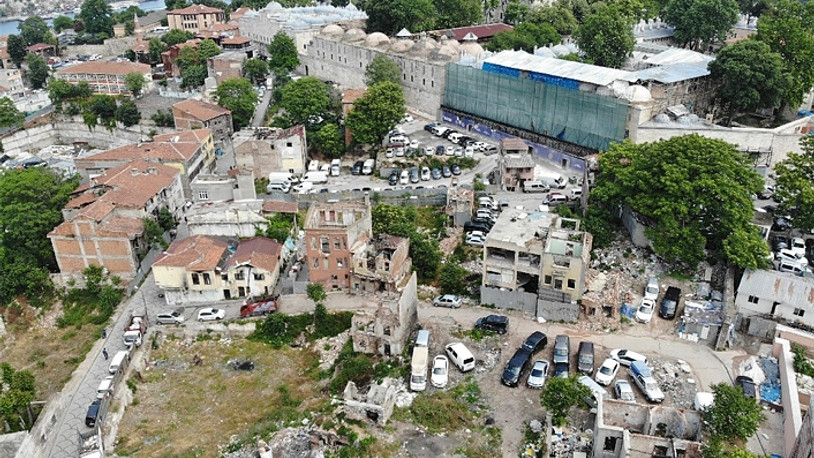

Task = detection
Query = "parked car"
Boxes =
[433,294,462,308]
[450,163,461,175]
[772,235,790,252]
[659,286,681,320]
[431,355,449,388]
[431,168,442,180]
[635,298,656,323]
[776,248,808,265]
[436,145,445,155]
[156,309,185,325]
[527,359,550,388]
[421,167,431,181]
[466,232,486,247]
[442,165,452,177]
[85,399,102,427]
[464,221,492,234]
[552,335,570,366]
[772,217,793,232]
[735,375,758,399]
[475,315,509,334]
[554,362,569,378]
[595,358,620,386]
[630,361,664,403]
[197,307,225,321]
[543,192,568,206]
[424,123,437,132]
[388,171,399,186]
[409,168,420,184]
[614,380,636,402]
[351,160,364,175]
[610,349,648,367]
[400,169,410,185]
[577,341,595,375]
[644,276,659,301]
[501,348,533,387]
[445,342,476,372]
[471,217,495,229]
[521,331,548,355]
[791,237,807,257]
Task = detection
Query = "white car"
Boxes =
[197,307,226,322]
[609,349,648,367]
[454,146,464,157]
[614,379,635,402]
[472,141,490,151]
[526,359,550,389]
[791,237,807,257]
[421,167,431,181]
[776,248,808,265]
[445,146,454,156]
[410,139,420,149]
[644,277,659,301]
[464,146,474,158]
[595,358,620,386]
[433,294,462,308]
[431,355,449,388]
[466,235,485,247]
[400,170,410,185]
[401,113,413,123]
[635,298,655,323]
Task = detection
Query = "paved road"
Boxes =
[251,89,272,128]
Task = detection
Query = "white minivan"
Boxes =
[330,159,341,177]
[445,342,475,372]
[108,350,130,374]
[523,181,550,193]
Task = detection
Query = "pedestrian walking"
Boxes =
[101,328,107,339]
[103,348,108,360]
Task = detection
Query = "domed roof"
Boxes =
[653,113,670,123]
[408,38,438,56]
[344,28,366,42]
[365,32,391,48]
[534,47,555,58]
[321,24,344,36]
[460,42,484,58]
[625,85,652,103]
[551,44,570,56]
[443,39,461,51]
[391,39,413,53]
[565,43,579,53]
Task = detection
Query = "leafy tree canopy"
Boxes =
[575,5,636,68]
[197,38,222,61]
[115,99,141,127]
[267,32,300,75]
[708,40,786,124]
[244,58,270,84]
[148,38,167,64]
[311,123,345,158]
[213,77,258,130]
[0,363,36,431]
[279,76,335,128]
[162,29,195,46]
[774,136,814,233]
[18,17,49,46]
[181,64,207,89]
[703,382,764,441]
[6,35,27,68]
[346,81,405,145]
[592,135,766,269]
[257,212,300,243]
[365,55,402,87]
[0,97,25,129]
[527,4,579,35]
[365,0,436,36]
[125,73,146,97]
[434,0,483,29]
[486,22,561,53]
[662,0,739,49]
[53,16,75,33]
[25,54,50,90]
[540,375,591,426]
[372,203,442,282]
[79,0,114,36]
[504,1,531,25]
[112,5,146,25]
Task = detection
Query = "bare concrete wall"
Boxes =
[537,298,578,322]
[480,286,537,315]
[773,337,803,455]
[67,37,138,58]
[790,398,814,458]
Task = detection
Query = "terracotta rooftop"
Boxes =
[27,43,54,52]
[342,89,367,104]
[169,4,223,15]
[49,213,144,239]
[435,23,514,41]
[173,99,231,122]
[224,237,281,273]
[153,234,230,271]
[229,7,251,23]
[55,61,151,76]
[221,36,250,45]
[262,200,299,214]
[501,137,529,152]
[78,129,211,164]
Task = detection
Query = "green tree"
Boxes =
[143,217,167,249]
[311,123,345,158]
[0,97,25,129]
[527,4,579,36]
[486,23,560,53]
[180,64,206,89]
[662,0,739,50]
[591,135,766,269]
[258,212,297,242]
[176,45,201,70]
[540,375,590,426]
[267,32,300,75]
[18,17,49,45]
[708,40,786,124]
[243,58,269,84]
[157,207,176,231]
[346,82,405,145]
[434,0,482,29]
[756,0,814,115]
[279,76,334,127]
[79,0,114,35]
[365,0,436,36]
[151,109,175,127]
[439,263,468,296]
[365,55,402,87]
[306,282,327,304]
[148,37,166,63]
[115,99,141,127]
[703,382,764,441]
[0,363,36,431]
[165,0,188,9]
[6,35,27,68]
[89,95,117,121]
[504,1,531,25]
[774,136,814,233]
[112,5,146,24]
[702,441,763,458]
[162,29,195,46]
[213,77,258,130]
[372,204,442,282]
[53,16,75,33]
[125,72,146,97]
[574,5,635,68]
[25,54,49,89]
[197,38,222,60]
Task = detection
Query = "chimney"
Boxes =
[147,167,157,174]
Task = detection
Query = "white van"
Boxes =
[416,330,430,348]
[538,171,567,189]
[266,181,291,193]
[108,350,130,374]
[448,132,462,144]
[523,181,550,193]
[330,159,341,177]
[96,376,115,399]
[268,172,298,184]
[410,346,429,391]
[362,159,375,175]
[578,375,607,407]
[307,160,319,172]
[432,125,449,137]
[445,342,475,372]
[778,259,808,275]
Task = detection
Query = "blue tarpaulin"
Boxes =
[620,303,635,319]
[759,358,782,404]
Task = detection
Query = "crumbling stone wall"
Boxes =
[480,286,537,315]
[537,299,579,322]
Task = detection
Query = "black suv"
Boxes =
[659,286,681,319]
[464,221,492,234]
[501,348,532,387]
[352,161,364,175]
[85,399,102,427]
[475,315,509,334]
[521,331,548,355]
[388,171,399,186]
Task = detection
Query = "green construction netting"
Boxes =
[443,64,629,151]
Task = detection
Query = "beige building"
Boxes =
[481,208,592,322]
[0,66,25,101]
[49,160,184,284]
[172,98,234,147]
[233,125,308,177]
[167,4,225,33]
[154,235,282,304]
[499,138,534,191]
[350,234,411,293]
[351,272,418,356]
[54,61,152,95]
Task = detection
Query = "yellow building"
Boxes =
[167,4,225,33]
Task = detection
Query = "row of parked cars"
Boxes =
[424,123,497,155]
[635,277,682,323]
[387,164,462,185]
[464,195,502,247]
[771,235,813,275]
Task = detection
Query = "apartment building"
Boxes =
[167,4,226,33]
[304,201,372,290]
[350,234,412,293]
[500,139,535,191]
[481,208,592,321]
[351,272,418,356]
[172,98,234,147]
[233,125,308,177]
[53,61,152,95]
[49,160,184,283]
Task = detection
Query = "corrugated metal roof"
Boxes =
[643,47,713,66]
[634,63,710,84]
[738,269,814,307]
[504,154,534,168]
[483,50,638,87]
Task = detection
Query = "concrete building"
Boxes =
[592,399,702,458]
[0,66,25,101]
[54,61,152,95]
[207,51,248,85]
[736,269,814,328]
[233,125,308,177]
[154,235,282,304]
[481,208,592,321]
[186,168,265,238]
[304,201,372,290]
[49,160,184,283]
[190,167,256,203]
[500,138,534,191]
[350,234,411,293]
[74,128,216,199]
[172,98,234,148]
[351,272,418,356]
[790,395,814,458]
[167,4,226,33]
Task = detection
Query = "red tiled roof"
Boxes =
[173,99,231,122]
[436,23,514,41]
[78,129,212,163]
[27,43,53,52]
[224,237,281,273]
[169,4,223,15]
[262,201,299,214]
[153,234,230,271]
[85,160,180,209]
[342,89,366,104]
[221,36,250,45]
[55,61,151,76]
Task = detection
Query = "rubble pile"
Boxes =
[439,226,464,256]
[759,357,782,404]
[652,360,696,409]
[474,344,501,374]
[549,425,592,457]
[312,331,349,371]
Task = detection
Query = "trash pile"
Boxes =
[312,330,349,371]
[677,285,724,342]
[759,357,782,404]
[549,425,592,457]
[653,359,697,409]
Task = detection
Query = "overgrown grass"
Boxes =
[248,310,353,349]
[451,327,494,342]
[394,377,485,434]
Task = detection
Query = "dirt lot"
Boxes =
[0,302,102,401]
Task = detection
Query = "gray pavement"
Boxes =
[251,89,272,128]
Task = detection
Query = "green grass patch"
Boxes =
[395,377,484,434]
[451,327,494,342]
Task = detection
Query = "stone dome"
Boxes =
[653,113,670,123]
[408,38,438,56]
[443,39,461,51]
[321,24,344,37]
[460,41,485,58]
[344,28,366,42]
[551,44,570,56]
[625,85,652,103]
[365,32,391,48]
[390,39,413,53]
[534,47,555,58]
